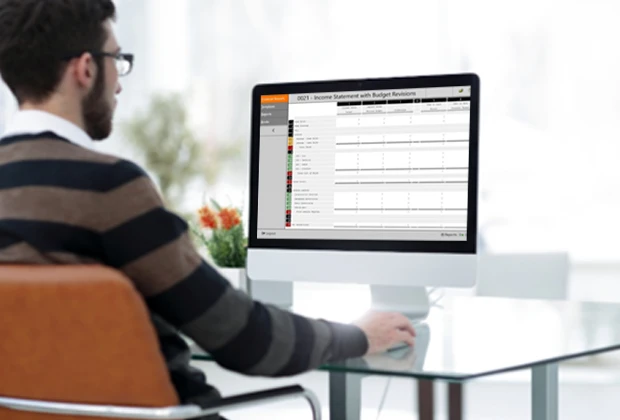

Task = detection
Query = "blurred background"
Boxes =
[2,1,620,417]
[1,0,617,263]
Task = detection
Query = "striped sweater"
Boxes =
[0,132,368,403]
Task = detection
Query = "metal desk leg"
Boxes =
[532,363,558,420]
[417,379,435,420]
[329,371,362,420]
[448,383,464,420]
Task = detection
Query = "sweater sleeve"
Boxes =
[100,160,368,375]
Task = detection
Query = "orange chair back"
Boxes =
[0,265,179,420]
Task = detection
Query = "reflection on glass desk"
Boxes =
[192,296,620,420]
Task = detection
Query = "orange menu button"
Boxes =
[261,94,289,104]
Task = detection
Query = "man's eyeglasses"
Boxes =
[62,51,134,77]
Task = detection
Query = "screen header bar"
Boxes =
[288,86,470,104]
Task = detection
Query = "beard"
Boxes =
[82,63,114,141]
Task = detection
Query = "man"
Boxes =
[0,0,416,413]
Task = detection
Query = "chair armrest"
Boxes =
[200,385,320,419]
[0,385,321,420]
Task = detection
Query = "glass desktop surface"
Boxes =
[192,296,620,382]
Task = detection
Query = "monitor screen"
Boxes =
[255,84,472,243]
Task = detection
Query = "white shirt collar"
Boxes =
[3,110,93,149]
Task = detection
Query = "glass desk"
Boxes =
[192,296,620,420]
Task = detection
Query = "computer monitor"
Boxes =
[247,73,479,318]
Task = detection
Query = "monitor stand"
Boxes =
[250,280,430,320]
[370,285,430,320]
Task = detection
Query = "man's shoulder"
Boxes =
[49,142,154,195]
[0,131,120,165]
[74,149,151,193]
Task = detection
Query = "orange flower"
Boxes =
[198,206,218,229]
[219,207,241,230]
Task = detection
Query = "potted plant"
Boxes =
[192,200,248,290]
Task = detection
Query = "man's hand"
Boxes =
[353,311,416,355]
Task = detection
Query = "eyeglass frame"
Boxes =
[61,51,134,77]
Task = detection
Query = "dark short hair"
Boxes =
[0,0,116,104]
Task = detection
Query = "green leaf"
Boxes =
[203,224,246,268]
[210,198,222,211]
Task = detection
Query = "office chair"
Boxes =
[0,265,320,420]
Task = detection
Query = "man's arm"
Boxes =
[100,160,368,375]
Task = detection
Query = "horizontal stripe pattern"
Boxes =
[245,305,295,375]
[0,178,164,233]
[0,241,50,264]
[0,241,99,265]
[0,131,71,146]
[0,138,119,166]
[147,261,231,325]
[0,160,144,192]
[103,207,188,268]
[307,319,334,369]
[0,234,21,250]
[207,300,273,372]
[277,316,314,376]
[0,186,103,231]
[180,285,255,351]
[0,220,102,257]
[0,133,370,403]
[121,232,202,297]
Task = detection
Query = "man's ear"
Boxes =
[71,53,97,91]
